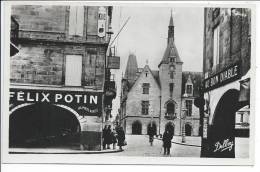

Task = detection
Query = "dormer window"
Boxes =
[169,57,175,63]
[186,84,193,95]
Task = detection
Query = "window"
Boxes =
[141,101,149,115]
[213,25,220,67]
[186,84,193,94]
[170,72,174,79]
[186,100,193,117]
[65,55,82,86]
[69,6,84,36]
[169,65,175,79]
[169,83,174,96]
[240,113,244,123]
[166,102,175,115]
[142,83,150,94]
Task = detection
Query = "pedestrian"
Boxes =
[102,125,108,150]
[106,125,112,149]
[111,128,117,150]
[117,126,126,150]
[162,129,173,155]
[147,123,155,146]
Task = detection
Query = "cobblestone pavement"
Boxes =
[103,135,201,157]
[103,135,249,158]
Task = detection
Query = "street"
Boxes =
[103,135,201,157]
[103,135,249,158]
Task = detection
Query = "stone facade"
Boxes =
[120,13,202,137]
[10,5,113,150]
[201,8,251,157]
[124,65,161,134]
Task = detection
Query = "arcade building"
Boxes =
[9,5,117,151]
[201,8,251,158]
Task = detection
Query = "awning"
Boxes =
[239,70,251,102]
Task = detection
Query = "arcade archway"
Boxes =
[208,89,248,158]
[132,120,142,135]
[9,103,81,148]
[147,122,157,135]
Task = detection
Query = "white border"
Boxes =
[1,1,257,166]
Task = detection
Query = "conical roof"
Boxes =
[158,37,182,67]
[124,53,138,85]
[169,12,174,27]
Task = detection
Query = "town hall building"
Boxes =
[119,13,203,137]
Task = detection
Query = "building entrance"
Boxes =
[9,104,81,148]
[185,124,192,136]
[132,121,142,135]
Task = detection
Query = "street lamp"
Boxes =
[181,108,187,143]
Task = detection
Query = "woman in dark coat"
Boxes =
[162,129,173,155]
[102,125,108,150]
[106,125,112,149]
[116,126,125,150]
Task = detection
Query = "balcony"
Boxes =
[164,113,177,120]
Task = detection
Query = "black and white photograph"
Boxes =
[1,1,256,166]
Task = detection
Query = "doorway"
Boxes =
[132,120,142,135]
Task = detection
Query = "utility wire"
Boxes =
[109,16,131,47]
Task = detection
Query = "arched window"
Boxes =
[167,102,175,115]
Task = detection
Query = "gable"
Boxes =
[127,65,160,97]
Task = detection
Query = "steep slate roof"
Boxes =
[182,71,203,97]
[151,70,161,88]
[158,37,182,67]
[128,65,161,93]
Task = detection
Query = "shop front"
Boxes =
[9,87,103,150]
[201,62,250,158]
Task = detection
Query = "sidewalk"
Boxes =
[154,135,202,147]
[9,147,123,154]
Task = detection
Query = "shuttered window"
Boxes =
[69,6,84,36]
[65,55,82,86]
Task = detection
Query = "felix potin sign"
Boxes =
[9,88,102,116]
[203,62,241,92]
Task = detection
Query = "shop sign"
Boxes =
[203,117,208,139]
[97,7,106,38]
[107,56,120,69]
[203,62,241,92]
[9,88,102,116]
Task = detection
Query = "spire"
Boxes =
[169,9,174,27]
[168,9,174,44]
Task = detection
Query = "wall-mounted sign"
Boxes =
[107,56,120,69]
[203,62,241,92]
[203,117,208,139]
[9,88,102,116]
[97,7,106,38]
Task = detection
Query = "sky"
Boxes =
[110,6,204,117]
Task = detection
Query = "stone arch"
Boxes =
[164,99,177,115]
[147,121,157,135]
[9,103,81,148]
[10,103,83,130]
[132,120,142,135]
[208,89,248,158]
